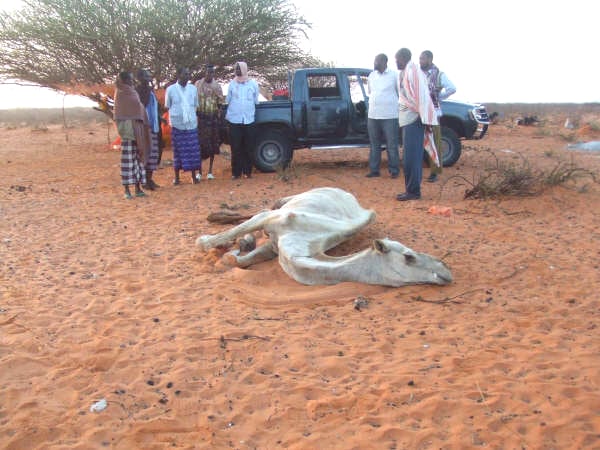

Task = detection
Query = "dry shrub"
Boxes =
[588,121,600,132]
[275,162,298,182]
[449,149,598,200]
[558,131,577,142]
[543,161,598,188]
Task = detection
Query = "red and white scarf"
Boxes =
[398,60,439,167]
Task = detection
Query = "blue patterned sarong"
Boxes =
[172,127,201,171]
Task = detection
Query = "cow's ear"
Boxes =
[373,239,390,254]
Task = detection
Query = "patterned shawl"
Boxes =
[426,63,441,108]
[114,78,151,159]
[398,60,440,167]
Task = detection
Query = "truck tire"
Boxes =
[440,126,461,167]
[253,129,293,173]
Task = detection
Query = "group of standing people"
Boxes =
[114,53,453,200]
[366,48,455,201]
[114,61,259,198]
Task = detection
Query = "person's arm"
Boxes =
[164,87,171,110]
[439,72,456,100]
[216,84,224,104]
[192,86,199,109]
[226,82,233,104]
[253,80,259,104]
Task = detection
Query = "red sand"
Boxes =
[1,118,599,449]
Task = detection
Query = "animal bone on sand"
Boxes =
[197,187,452,287]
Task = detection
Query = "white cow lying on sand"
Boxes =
[197,187,452,287]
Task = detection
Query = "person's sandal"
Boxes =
[207,173,215,180]
[135,191,146,197]
[124,192,133,200]
[172,179,180,186]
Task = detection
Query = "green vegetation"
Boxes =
[0,0,320,94]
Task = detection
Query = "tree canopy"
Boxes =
[0,0,321,98]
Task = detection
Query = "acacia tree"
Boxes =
[0,0,320,99]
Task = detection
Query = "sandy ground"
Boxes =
[1,116,600,449]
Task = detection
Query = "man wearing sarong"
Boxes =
[226,61,260,179]
[395,48,438,201]
[136,69,161,190]
[165,67,201,185]
[114,71,151,199]
[419,50,456,183]
[195,64,224,180]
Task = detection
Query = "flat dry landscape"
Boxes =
[1,106,600,449]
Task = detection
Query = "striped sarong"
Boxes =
[198,111,221,160]
[121,140,146,186]
[145,132,160,171]
[172,127,201,171]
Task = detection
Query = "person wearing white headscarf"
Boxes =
[225,61,260,179]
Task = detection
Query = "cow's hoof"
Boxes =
[222,250,240,267]
[196,235,213,250]
[239,233,256,253]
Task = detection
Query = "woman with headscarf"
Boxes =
[113,71,151,199]
[225,61,260,179]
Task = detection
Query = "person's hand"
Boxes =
[425,125,433,133]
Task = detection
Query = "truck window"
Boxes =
[347,74,369,119]
[347,74,368,104]
[307,75,340,99]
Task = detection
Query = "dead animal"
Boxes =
[197,187,452,287]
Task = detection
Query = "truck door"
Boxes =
[305,74,348,139]
[347,72,369,135]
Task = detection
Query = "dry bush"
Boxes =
[275,162,299,182]
[446,149,598,200]
[543,161,598,188]
[558,131,578,142]
[587,121,600,132]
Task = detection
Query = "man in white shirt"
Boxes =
[419,50,456,183]
[165,67,201,185]
[365,53,400,179]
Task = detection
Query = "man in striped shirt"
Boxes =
[395,48,438,201]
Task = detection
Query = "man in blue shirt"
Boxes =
[165,67,201,185]
[225,62,260,179]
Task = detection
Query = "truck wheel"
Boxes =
[253,129,293,173]
[440,126,461,167]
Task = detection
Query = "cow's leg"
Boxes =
[223,241,277,268]
[196,210,273,250]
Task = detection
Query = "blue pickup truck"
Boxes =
[225,67,490,172]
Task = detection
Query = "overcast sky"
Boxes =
[1,0,598,108]
[294,0,599,103]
